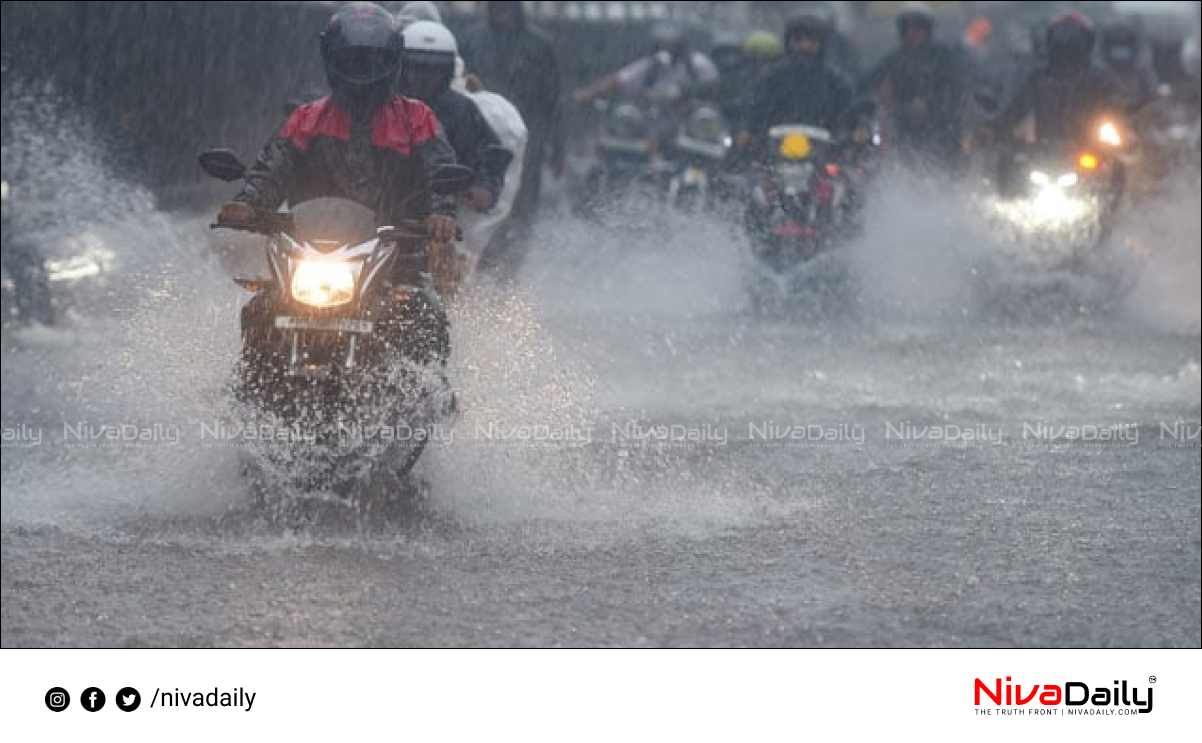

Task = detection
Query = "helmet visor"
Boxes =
[329,46,400,85]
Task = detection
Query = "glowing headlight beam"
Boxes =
[1028,170,1050,186]
[990,187,1095,231]
[1057,172,1079,188]
[290,260,358,308]
[1098,121,1122,147]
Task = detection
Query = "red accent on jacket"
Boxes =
[280,96,441,156]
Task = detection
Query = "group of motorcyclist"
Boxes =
[4,1,1200,328]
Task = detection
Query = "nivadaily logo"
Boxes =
[974,676,1154,715]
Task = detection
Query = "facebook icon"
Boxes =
[81,687,106,712]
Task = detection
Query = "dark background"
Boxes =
[0,0,680,204]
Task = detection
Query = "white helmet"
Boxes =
[403,20,458,66]
[396,1,443,30]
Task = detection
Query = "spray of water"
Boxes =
[4,80,1196,545]
[1118,175,1202,335]
[2,82,246,529]
[418,209,789,537]
[842,167,984,324]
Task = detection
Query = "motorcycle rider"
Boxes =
[1099,19,1159,110]
[401,20,520,288]
[400,20,506,214]
[710,33,749,130]
[993,12,1125,146]
[459,1,564,281]
[864,1,967,170]
[217,3,457,248]
[573,22,719,110]
[216,2,459,371]
[744,11,853,150]
[726,31,784,162]
[989,12,1127,201]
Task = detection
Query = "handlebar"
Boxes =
[212,215,460,241]
[210,211,294,235]
[380,219,463,242]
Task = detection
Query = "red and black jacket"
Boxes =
[235,95,458,223]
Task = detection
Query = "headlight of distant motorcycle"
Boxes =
[996,172,1093,228]
[1097,121,1122,147]
[1056,172,1078,188]
[1029,184,1089,224]
[1029,170,1079,188]
[290,260,359,308]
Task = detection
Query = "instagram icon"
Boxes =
[44,687,70,712]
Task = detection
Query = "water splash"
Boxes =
[2,82,245,528]
[1119,175,1202,335]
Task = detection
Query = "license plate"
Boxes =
[274,316,374,334]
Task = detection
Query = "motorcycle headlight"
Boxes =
[1030,185,1091,224]
[1029,170,1050,186]
[1056,172,1079,188]
[290,260,359,308]
[1098,121,1122,147]
[779,133,812,161]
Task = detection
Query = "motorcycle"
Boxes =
[743,125,856,314]
[575,101,661,221]
[198,149,472,504]
[1,179,119,328]
[663,105,735,213]
[980,117,1140,307]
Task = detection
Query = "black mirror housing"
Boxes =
[198,149,248,182]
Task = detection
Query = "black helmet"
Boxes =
[786,10,833,48]
[320,2,402,112]
[709,32,745,72]
[1046,11,1096,71]
[896,2,936,37]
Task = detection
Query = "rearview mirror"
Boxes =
[198,149,248,182]
[429,164,475,195]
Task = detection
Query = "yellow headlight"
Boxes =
[290,260,357,308]
[779,132,812,160]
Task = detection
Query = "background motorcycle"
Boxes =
[743,125,856,314]
[981,118,1141,308]
[662,104,735,213]
[1,179,118,328]
[574,101,662,222]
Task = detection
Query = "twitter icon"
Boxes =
[116,687,141,712]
